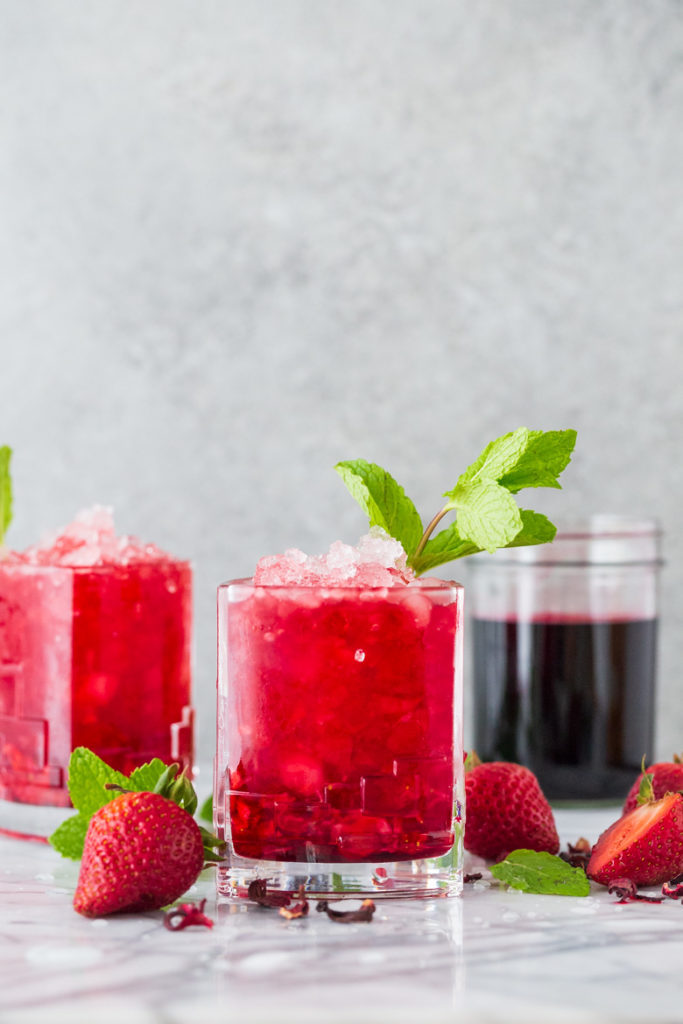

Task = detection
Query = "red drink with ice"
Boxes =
[0,508,193,806]
[215,532,464,898]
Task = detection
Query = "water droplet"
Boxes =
[354,649,365,662]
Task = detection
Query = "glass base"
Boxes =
[0,797,72,841]
[217,845,463,901]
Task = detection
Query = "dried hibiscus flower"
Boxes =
[279,886,309,920]
[163,899,214,930]
[247,878,293,908]
[661,873,683,900]
[607,878,663,904]
[316,899,376,923]
[559,838,592,869]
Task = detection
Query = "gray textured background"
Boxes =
[1,2,682,767]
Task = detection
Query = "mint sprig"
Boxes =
[49,747,223,862]
[0,445,12,546]
[490,849,590,896]
[336,428,576,575]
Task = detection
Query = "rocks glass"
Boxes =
[0,555,193,807]
[215,577,464,898]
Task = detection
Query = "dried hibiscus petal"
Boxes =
[278,886,309,920]
[316,899,376,923]
[608,878,663,904]
[247,878,293,908]
[163,899,214,930]
[463,873,483,884]
[662,873,683,900]
[559,837,592,868]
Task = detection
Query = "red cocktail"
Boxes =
[0,508,193,806]
[215,534,464,898]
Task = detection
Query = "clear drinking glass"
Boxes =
[0,559,193,807]
[468,516,661,802]
[215,577,464,898]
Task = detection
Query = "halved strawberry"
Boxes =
[587,792,683,887]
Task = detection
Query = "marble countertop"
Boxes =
[2,805,683,1024]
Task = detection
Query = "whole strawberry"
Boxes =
[587,791,683,886]
[73,791,205,917]
[623,754,683,813]
[464,754,559,862]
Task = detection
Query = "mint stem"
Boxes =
[411,506,450,564]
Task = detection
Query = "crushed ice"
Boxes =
[253,527,413,586]
[14,506,172,568]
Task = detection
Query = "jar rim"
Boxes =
[468,515,662,567]
[551,515,661,540]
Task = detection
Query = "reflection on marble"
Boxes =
[2,807,683,1023]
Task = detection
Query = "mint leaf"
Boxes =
[453,427,533,486]
[335,460,423,557]
[128,758,168,792]
[199,794,213,824]
[67,747,129,817]
[505,509,557,548]
[490,850,590,896]
[499,429,578,493]
[48,813,90,860]
[444,478,522,554]
[0,445,12,545]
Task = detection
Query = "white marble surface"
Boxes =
[2,806,683,1024]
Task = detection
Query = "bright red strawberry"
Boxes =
[623,755,683,813]
[464,755,559,861]
[587,792,683,886]
[73,791,205,917]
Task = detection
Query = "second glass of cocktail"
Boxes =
[215,534,464,898]
[214,428,578,899]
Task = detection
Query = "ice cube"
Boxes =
[356,527,409,571]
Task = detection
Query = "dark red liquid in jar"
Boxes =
[472,616,657,801]
[0,561,193,806]
[224,586,459,863]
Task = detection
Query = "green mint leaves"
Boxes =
[490,850,590,897]
[48,747,222,862]
[0,445,12,546]
[336,428,577,574]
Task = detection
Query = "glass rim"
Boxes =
[219,575,463,592]
[0,558,192,573]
